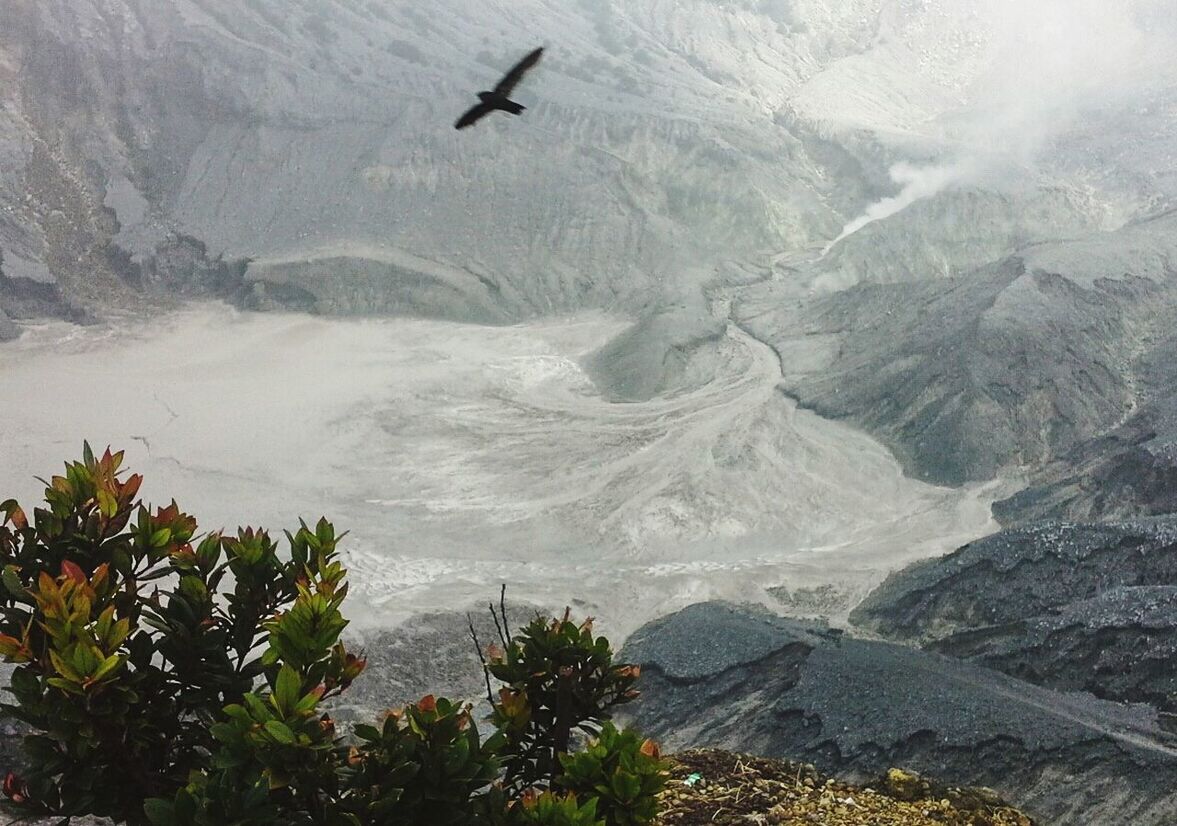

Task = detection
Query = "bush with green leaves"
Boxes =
[0,447,666,826]
[484,606,642,794]
[508,791,604,826]
[558,723,666,826]
[0,446,364,822]
[340,695,505,825]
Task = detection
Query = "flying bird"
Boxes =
[455,47,544,130]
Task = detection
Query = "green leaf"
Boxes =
[2,566,25,598]
[244,692,272,721]
[274,664,301,716]
[91,653,124,682]
[610,770,642,803]
[353,723,380,742]
[47,677,84,695]
[263,720,296,744]
[97,489,119,518]
[9,667,41,702]
[143,798,175,825]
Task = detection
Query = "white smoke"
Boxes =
[822,161,975,255]
[824,0,1177,252]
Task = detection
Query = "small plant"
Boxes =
[0,447,666,826]
[341,695,504,825]
[509,790,604,826]
[558,723,668,826]
[483,604,641,794]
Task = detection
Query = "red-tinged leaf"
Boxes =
[3,771,27,803]
[90,563,110,591]
[417,694,437,713]
[0,634,25,658]
[639,739,661,759]
[60,560,86,585]
[0,501,26,530]
[121,473,143,499]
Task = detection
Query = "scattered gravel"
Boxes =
[656,750,1032,826]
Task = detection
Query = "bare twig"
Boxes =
[490,598,509,649]
[467,612,494,704]
[500,583,512,646]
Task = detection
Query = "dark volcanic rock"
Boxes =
[736,212,1177,486]
[928,586,1177,712]
[851,518,1177,640]
[622,602,1177,826]
[137,234,248,299]
[995,391,1177,524]
[0,307,18,341]
[0,272,94,325]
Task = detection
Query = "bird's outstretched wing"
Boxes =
[455,101,495,129]
[493,47,543,97]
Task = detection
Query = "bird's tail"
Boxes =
[502,99,526,115]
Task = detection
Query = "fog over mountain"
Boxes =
[3,3,1177,818]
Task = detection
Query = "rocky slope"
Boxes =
[852,519,1177,639]
[0,0,892,327]
[993,388,1177,524]
[853,518,1177,723]
[925,586,1177,714]
[622,602,1177,826]
[736,210,1177,486]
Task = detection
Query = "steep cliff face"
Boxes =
[0,0,891,324]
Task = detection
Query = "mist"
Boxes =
[824,0,1177,249]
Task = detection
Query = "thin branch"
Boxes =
[467,612,494,705]
[489,599,509,650]
[499,583,512,646]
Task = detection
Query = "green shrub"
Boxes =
[0,446,358,823]
[508,790,604,826]
[340,695,504,825]
[558,723,668,826]
[0,447,666,825]
[487,609,641,793]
